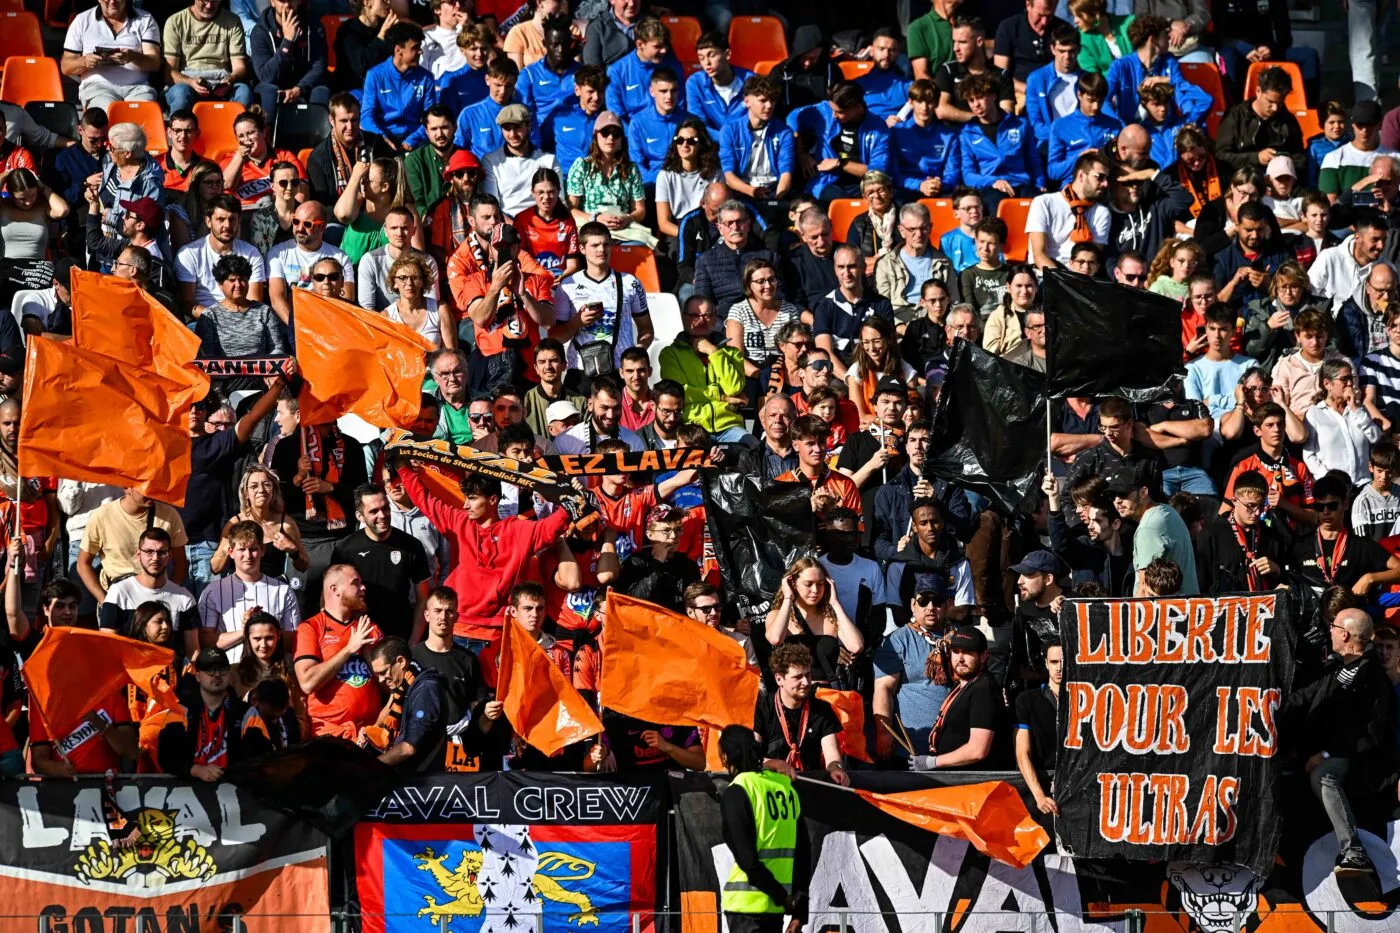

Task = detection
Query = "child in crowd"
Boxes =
[1264,156,1305,231]
[1139,81,1185,170]
[939,188,984,273]
[1294,192,1340,269]
[958,217,1010,318]
[1147,238,1203,302]
[1307,100,1350,189]
[806,387,848,465]
[1353,441,1400,540]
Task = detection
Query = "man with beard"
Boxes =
[873,420,972,560]
[1045,478,1137,596]
[158,647,272,782]
[873,571,954,762]
[333,485,431,641]
[553,375,645,454]
[1027,150,1111,269]
[267,201,355,322]
[910,626,1006,770]
[1196,470,1290,594]
[294,564,383,739]
[1009,550,1066,688]
[1106,466,1200,596]
[425,149,481,273]
[368,636,450,772]
[1106,153,1192,263]
[79,487,188,603]
[1215,201,1290,310]
[99,528,197,649]
[638,381,685,450]
[405,105,458,219]
[753,643,849,782]
[175,193,266,319]
[523,338,586,437]
[306,93,391,208]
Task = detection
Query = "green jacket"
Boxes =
[1077,16,1135,75]
[658,336,746,434]
[908,9,953,72]
[405,145,449,219]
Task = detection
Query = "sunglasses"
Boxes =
[690,603,721,614]
[806,359,833,372]
[914,592,942,607]
[275,179,297,188]
[1309,500,1343,511]
[311,271,342,282]
[469,413,494,423]
[597,127,623,138]
[673,135,699,146]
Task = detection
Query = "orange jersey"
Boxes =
[1225,449,1314,511]
[294,612,384,740]
[220,148,306,209]
[445,237,554,360]
[593,484,657,560]
[775,466,863,515]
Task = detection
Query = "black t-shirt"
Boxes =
[959,264,1010,318]
[837,425,908,544]
[835,127,858,161]
[933,62,1015,111]
[1012,602,1058,685]
[931,671,1006,767]
[602,711,701,771]
[179,429,241,544]
[753,692,841,773]
[1290,531,1393,594]
[411,641,482,725]
[332,529,430,639]
[1143,398,1212,469]
[994,14,1071,81]
[1014,685,1058,772]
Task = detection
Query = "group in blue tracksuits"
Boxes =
[787,98,892,198]
[456,92,541,157]
[958,113,1046,194]
[543,101,600,178]
[856,65,912,122]
[1105,51,1213,126]
[518,59,580,130]
[363,57,439,149]
[686,64,752,135]
[437,62,489,113]
[1144,109,1188,170]
[719,113,796,192]
[1023,63,1085,145]
[890,116,960,199]
[1048,107,1123,185]
[606,49,686,120]
[629,105,691,183]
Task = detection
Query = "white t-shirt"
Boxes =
[99,576,198,635]
[197,572,300,664]
[847,358,917,385]
[481,148,560,218]
[176,236,267,309]
[63,6,160,88]
[553,269,648,369]
[267,240,354,290]
[656,169,720,219]
[1025,192,1111,264]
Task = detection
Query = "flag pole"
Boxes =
[1045,397,1053,476]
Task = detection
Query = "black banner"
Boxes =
[1043,268,1185,402]
[1054,593,1296,873]
[926,339,1047,514]
[540,447,719,477]
[193,357,294,378]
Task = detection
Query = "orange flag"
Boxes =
[69,269,206,371]
[600,592,761,731]
[293,290,432,428]
[850,781,1050,869]
[815,688,872,763]
[497,615,602,757]
[22,626,183,741]
[20,335,208,503]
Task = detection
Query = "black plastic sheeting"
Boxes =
[925,338,1047,515]
[1042,268,1185,402]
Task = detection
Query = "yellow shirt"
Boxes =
[79,499,189,587]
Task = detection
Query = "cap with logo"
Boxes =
[948,626,988,652]
[194,647,231,672]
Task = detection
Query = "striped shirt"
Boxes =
[99,577,198,637]
[1360,346,1400,411]
[198,573,300,664]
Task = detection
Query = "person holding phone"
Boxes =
[62,0,163,111]
[163,0,255,113]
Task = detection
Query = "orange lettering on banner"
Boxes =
[1079,684,1190,754]
[1127,602,1155,663]
[1097,771,1241,846]
[1063,682,1094,749]
[1077,602,1109,664]
[1147,773,1191,844]
[1184,599,1216,662]
[1213,687,1281,757]
[1242,596,1275,663]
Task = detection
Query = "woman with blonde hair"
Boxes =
[848,170,899,267]
[210,465,308,577]
[764,555,864,688]
[387,250,454,348]
[336,156,421,264]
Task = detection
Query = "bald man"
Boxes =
[294,563,384,739]
[267,201,356,322]
[1283,607,1395,878]
[1114,124,1153,170]
[679,181,740,283]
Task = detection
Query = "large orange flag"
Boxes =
[293,290,432,428]
[69,269,206,371]
[600,592,760,731]
[497,615,602,757]
[20,335,208,503]
[850,781,1050,869]
[815,688,872,763]
[22,626,183,741]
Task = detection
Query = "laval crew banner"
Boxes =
[0,776,329,931]
[353,772,663,933]
[1054,593,1296,873]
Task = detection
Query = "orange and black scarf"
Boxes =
[303,426,346,530]
[1062,185,1096,244]
[1177,158,1221,220]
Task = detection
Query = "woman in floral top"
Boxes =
[566,110,646,233]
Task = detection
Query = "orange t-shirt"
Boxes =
[30,691,130,774]
[593,485,657,560]
[776,466,863,515]
[294,611,384,740]
[513,207,580,281]
[220,148,306,209]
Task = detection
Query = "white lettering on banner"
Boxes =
[858,834,964,933]
[70,788,106,851]
[512,785,651,822]
[18,785,67,848]
[15,783,266,852]
[1302,822,1400,933]
[967,852,1052,933]
[217,783,266,844]
[1040,855,1122,933]
[369,782,503,821]
[807,831,886,932]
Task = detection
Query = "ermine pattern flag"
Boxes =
[1053,593,1296,873]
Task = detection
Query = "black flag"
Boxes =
[1043,268,1184,401]
[925,339,1047,513]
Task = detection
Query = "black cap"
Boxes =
[193,647,230,672]
[873,375,907,400]
[1102,465,1144,495]
[948,626,988,652]
[0,350,21,377]
[1352,100,1383,126]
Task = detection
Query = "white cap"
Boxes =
[1266,155,1297,179]
[545,400,581,423]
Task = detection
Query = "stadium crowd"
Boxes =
[0,0,1399,883]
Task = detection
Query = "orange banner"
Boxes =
[293,290,432,428]
[497,616,602,757]
[852,781,1050,869]
[20,337,207,504]
[22,626,183,741]
[599,592,760,731]
[815,688,871,763]
[69,269,207,371]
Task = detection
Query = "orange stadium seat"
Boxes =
[827,198,868,243]
[1244,60,1308,112]
[0,56,62,106]
[0,14,44,66]
[192,101,245,161]
[728,16,787,71]
[997,198,1033,262]
[107,100,168,153]
[322,15,350,71]
[1295,108,1322,144]
[611,244,661,293]
[837,60,874,80]
[753,60,780,76]
[920,198,958,244]
[663,16,703,65]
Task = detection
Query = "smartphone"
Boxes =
[1195,325,1205,338]
[94,46,122,57]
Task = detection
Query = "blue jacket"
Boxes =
[628,106,688,183]
[1307,134,1348,189]
[1048,110,1123,185]
[1145,113,1187,169]
[685,67,752,135]
[518,60,579,130]
[55,145,101,206]
[958,115,1045,190]
[855,66,912,120]
[605,51,686,121]
[787,102,892,196]
[362,60,438,147]
[940,227,978,272]
[718,116,795,185]
[890,117,960,197]
[1023,63,1083,143]
[543,102,596,179]
[454,93,539,157]
[1105,53,1212,127]
[437,63,488,113]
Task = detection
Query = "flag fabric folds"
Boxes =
[814,688,872,763]
[600,592,761,731]
[850,781,1050,869]
[293,290,432,428]
[69,269,205,370]
[1042,268,1185,402]
[22,626,183,740]
[21,336,208,504]
[497,616,602,757]
[925,339,1047,514]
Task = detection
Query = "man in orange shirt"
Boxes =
[778,414,863,522]
[293,563,383,740]
[446,196,555,396]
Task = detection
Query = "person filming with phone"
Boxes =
[61,0,163,112]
